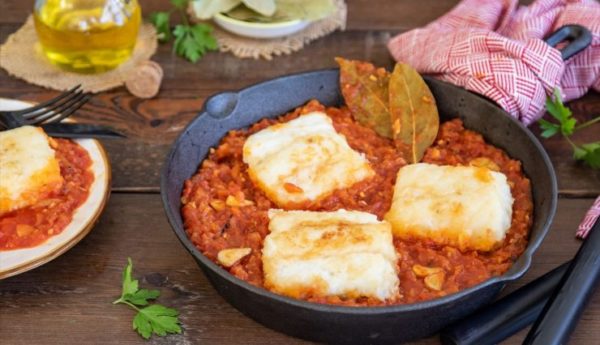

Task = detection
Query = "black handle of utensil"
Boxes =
[41,123,126,139]
[523,217,600,345]
[544,24,592,60]
[439,261,570,345]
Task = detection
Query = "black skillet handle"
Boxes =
[523,217,600,345]
[544,25,592,60]
[439,262,571,345]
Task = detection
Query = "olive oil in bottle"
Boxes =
[33,0,141,73]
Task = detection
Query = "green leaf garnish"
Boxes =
[149,12,171,42]
[127,289,161,306]
[538,118,560,138]
[113,258,182,340]
[538,88,600,169]
[133,305,181,339]
[574,142,600,169]
[170,0,189,10]
[544,88,576,136]
[149,0,218,63]
[173,24,218,63]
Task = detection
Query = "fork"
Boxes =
[0,85,92,129]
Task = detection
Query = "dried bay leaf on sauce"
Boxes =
[336,57,393,138]
[389,63,439,163]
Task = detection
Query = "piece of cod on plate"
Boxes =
[242,111,374,207]
[0,126,63,215]
[262,209,399,301]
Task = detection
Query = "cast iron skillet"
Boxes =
[161,72,556,344]
[161,25,593,344]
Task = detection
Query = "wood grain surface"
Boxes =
[0,196,598,345]
[0,0,599,344]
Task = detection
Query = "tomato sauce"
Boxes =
[181,100,533,306]
[0,139,94,250]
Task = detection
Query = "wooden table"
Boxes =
[1,1,599,344]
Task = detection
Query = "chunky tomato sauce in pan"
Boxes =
[181,101,533,306]
[0,139,94,250]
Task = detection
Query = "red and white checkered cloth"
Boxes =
[387,0,600,126]
[577,196,600,239]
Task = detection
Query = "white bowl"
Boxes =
[213,13,309,39]
[0,98,111,279]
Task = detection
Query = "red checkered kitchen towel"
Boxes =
[577,196,600,239]
[388,0,600,239]
[388,0,599,126]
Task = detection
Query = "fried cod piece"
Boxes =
[243,112,374,207]
[262,209,399,301]
[385,163,513,252]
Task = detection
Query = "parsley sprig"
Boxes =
[150,0,218,63]
[113,258,182,339]
[539,89,600,169]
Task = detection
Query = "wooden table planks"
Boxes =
[1,196,598,345]
[0,0,599,344]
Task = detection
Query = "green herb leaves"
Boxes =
[574,143,600,169]
[540,89,576,137]
[171,0,189,9]
[173,24,218,63]
[133,305,181,339]
[539,88,600,169]
[113,258,182,340]
[149,0,218,63]
[150,12,171,42]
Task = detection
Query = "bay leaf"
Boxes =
[389,63,439,163]
[336,57,393,138]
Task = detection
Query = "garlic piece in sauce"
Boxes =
[217,247,252,267]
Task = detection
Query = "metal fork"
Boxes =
[0,85,92,129]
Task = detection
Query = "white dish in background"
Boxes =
[0,98,111,279]
[213,13,310,39]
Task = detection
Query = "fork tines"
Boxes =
[20,85,91,124]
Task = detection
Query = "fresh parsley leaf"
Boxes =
[538,118,560,138]
[190,24,218,50]
[539,88,600,170]
[149,1,218,63]
[150,12,171,42]
[121,258,139,297]
[133,305,182,340]
[173,24,218,63]
[127,289,161,306]
[545,88,576,136]
[574,142,600,169]
[113,258,182,340]
[171,0,189,10]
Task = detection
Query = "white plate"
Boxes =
[0,98,111,279]
[213,13,310,39]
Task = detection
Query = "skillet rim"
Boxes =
[160,67,558,315]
